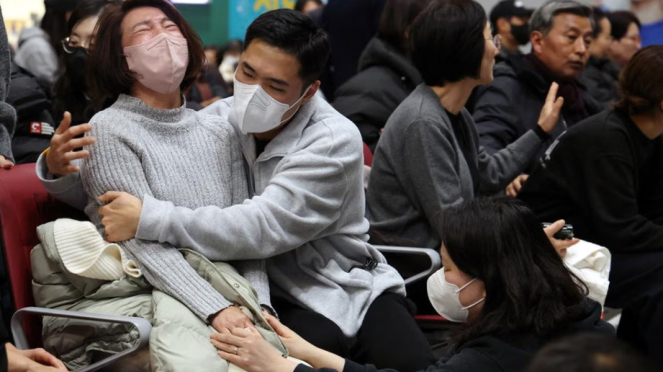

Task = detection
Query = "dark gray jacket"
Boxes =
[333,37,422,151]
[473,55,601,167]
[366,84,544,249]
[578,56,620,110]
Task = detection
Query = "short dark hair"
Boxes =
[438,198,589,347]
[244,9,330,87]
[590,7,607,38]
[616,46,663,115]
[608,11,641,41]
[378,0,433,56]
[410,0,487,87]
[88,0,205,107]
[526,333,658,372]
[294,0,323,12]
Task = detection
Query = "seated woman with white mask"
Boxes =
[80,0,268,341]
[209,197,615,372]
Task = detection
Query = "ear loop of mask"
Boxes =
[278,85,313,125]
[456,278,486,310]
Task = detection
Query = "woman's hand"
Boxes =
[6,343,69,372]
[211,327,298,372]
[505,174,528,197]
[211,306,253,334]
[537,83,565,134]
[46,112,95,177]
[544,220,579,259]
[98,191,143,242]
[263,314,315,361]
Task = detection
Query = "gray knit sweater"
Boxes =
[81,94,268,320]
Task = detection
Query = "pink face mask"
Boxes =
[123,32,189,94]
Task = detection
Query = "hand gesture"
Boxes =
[537,83,564,134]
[46,112,95,176]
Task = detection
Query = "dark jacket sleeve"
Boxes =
[583,154,663,253]
[0,6,16,161]
[472,75,526,155]
[293,348,496,372]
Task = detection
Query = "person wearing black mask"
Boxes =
[489,0,534,63]
[52,0,119,128]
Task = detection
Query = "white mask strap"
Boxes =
[279,85,313,125]
[461,296,485,311]
[456,277,478,292]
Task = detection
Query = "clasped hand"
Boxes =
[98,191,142,242]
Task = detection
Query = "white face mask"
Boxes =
[427,268,485,322]
[233,74,311,134]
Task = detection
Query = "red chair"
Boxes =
[0,164,150,372]
[363,142,373,167]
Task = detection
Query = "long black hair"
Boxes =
[438,198,588,347]
[52,0,120,125]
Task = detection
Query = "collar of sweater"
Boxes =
[113,94,188,125]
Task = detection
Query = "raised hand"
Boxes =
[45,112,95,176]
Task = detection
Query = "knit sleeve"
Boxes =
[81,118,232,320]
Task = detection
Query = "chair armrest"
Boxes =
[374,245,441,285]
[11,307,151,372]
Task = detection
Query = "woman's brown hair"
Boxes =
[616,46,663,115]
[87,0,205,108]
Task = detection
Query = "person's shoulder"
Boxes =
[200,96,233,118]
[193,110,234,137]
[432,342,507,372]
[566,110,631,146]
[307,96,363,153]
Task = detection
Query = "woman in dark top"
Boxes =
[210,198,614,372]
[518,46,663,369]
[52,0,119,127]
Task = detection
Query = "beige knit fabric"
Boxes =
[53,218,142,280]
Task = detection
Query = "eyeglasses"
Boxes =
[61,37,90,54]
[490,34,502,50]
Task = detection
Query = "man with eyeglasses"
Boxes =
[473,0,602,174]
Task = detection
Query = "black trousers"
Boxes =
[273,292,436,372]
[605,251,663,369]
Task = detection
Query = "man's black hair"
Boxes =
[245,9,330,86]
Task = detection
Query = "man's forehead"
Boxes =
[243,40,302,83]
